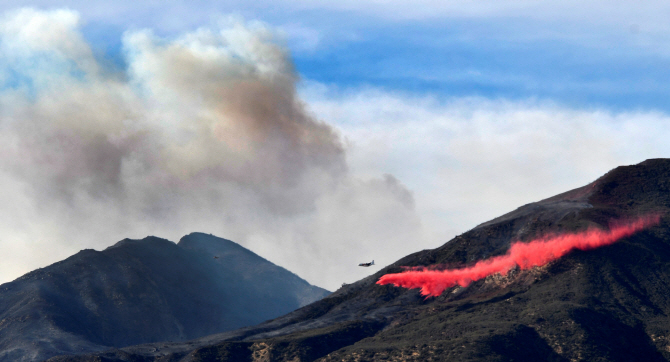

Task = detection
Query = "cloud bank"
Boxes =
[0,8,420,290]
[301,85,670,243]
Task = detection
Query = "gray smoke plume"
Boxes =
[0,9,421,290]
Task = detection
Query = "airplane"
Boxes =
[358,260,375,267]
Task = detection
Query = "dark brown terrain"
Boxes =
[0,233,329,362]
[39,159,670,361]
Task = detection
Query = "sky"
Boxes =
[0,1,669,291]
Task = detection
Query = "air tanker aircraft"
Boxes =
[359,260,375,267]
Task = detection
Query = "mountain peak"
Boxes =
[178,232,254,256]
[0,233,330,362]
[104,235,175,250]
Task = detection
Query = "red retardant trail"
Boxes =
[378,215,661,297]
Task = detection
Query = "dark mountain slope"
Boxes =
[51,158,670,362]
[0,234,329,362]
[178,233,326,309]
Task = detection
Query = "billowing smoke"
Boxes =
[0,8,421,290]
[377,215,660,297]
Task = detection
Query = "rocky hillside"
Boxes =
[0,233,329,362]
[49,159,670,362]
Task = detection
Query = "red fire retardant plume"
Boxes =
[377,215,661,297]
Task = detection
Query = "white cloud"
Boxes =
[0,9,420,291]
[301,83,670,242]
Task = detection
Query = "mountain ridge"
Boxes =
[0,233,329,362]
[49,158,670,361]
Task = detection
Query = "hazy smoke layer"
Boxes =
[0,8,420,290]
[378,215,660,297]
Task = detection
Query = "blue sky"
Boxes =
[55,1,670,112]
[1,2,669,290]
[293,21,670,111]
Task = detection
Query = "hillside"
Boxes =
[48,159,670,362]
[0,233,329,362]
